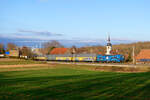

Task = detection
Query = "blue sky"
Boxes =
[0,0,150,41]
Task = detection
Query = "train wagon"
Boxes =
[56,54,72,61]
[47,55,57,61]
[47,54,73,61]
[47,54,97,62]
[34,55,47,61]
[74,54,97,62]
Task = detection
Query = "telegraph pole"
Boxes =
[71,46,76,64]
[132,46,136,65]
[90,48,94,63]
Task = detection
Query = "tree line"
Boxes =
[1,41,150,62]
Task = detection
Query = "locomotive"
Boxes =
[96,54,124,62]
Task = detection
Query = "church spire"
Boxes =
[108,34,110,42]
[106,33,112,46]
[106,33,112,55]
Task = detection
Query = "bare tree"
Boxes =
[20,46,33,58]
[44,40,63,48]
[7,43,17,50]
[43,40,64,54]
[70,45,77,62]
[71,45,77,54]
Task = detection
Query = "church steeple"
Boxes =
[106,34,112,46]
[106,33,112,55]
[108,35,110,42]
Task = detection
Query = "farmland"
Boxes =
[0,59,150,100]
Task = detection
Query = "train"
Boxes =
[36,54,125,63]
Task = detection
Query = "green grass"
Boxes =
[0,64,150,100]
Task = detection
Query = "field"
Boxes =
[0,58,46,65]
[0,58,150,100]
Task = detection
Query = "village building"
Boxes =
[50,48,71,55]
[136,49,150,62]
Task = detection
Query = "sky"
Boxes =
[0,0,150,41]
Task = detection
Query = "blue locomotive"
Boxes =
[96,54,124,62]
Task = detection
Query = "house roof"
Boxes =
[136,49,150,59]
[50,48,69,54]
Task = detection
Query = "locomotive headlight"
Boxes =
[106,56,109,60]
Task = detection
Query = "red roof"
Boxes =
[50,48,68,54]
[136,49,150,59]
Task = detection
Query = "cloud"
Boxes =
[18,29,63,36]
[0,33,62,41]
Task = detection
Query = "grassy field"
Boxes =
[0,62,150,100]
[0,58,46,65]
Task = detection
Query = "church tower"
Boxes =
[105,35,112,55]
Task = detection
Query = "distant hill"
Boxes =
[113,41,150,56]
[0,37,136,48]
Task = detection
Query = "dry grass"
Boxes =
[51,64,150,73]
[0,58,150,73]
[0,58,46,65]
[0,64,50,68]
[94,66,150,73]
[0,58,23,62]
[0,64,58,72]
